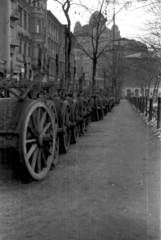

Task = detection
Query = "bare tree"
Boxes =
[51,0,135,94]
[136,0,161,99]
[138,50,161,100]
[74,0,134,93]
[50,0,75,92]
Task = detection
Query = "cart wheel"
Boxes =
[90,97,99,121]
[78,97,85,134]
[84,100,90,131]
[71,100,79,143]
[99,98,104,120]
[53,136,59,165]
[86,98,91,129]
[60,100,71,153]
[19,101,55,180]
[47,100,59,166]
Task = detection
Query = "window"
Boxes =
[24,42,26,55]
[51,41,53,54]
[83,63,89,70]
[28,17,31,31]
[28,45,30,57]
[10,20,14,28]
[18,6,22,26]
[37,20,41,33]
[19,40,22,53]
[24,12,27,29]
[85,72,89,78]
[48,21,50,34]
[48,38,50,52]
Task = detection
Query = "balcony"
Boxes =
[0,61,5,73]
[10,8,20,21]
[31,7,44,16]
[13,65,20,74]
[31,33,45,43]
[10,37,20,47]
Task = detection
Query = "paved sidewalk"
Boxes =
[0,99,160,240]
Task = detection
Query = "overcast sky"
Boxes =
[47,0,154,40]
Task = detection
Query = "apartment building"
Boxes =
[47,10,65,84]
[0,0,48,81]
[0,0,76,87]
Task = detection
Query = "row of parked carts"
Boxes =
[0,74,119,181]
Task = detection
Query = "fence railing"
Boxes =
[129,96,161,134]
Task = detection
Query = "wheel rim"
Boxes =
[53,137,59,166]
[72,101,79,143]
[61,101,71,153]
[47,100,59,166]
[19,101,55,180]
[80,120,85,134]
[64,106,71,149]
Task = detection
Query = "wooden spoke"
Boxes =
[31,148,39,170]
[26,143,37,161]
[36,149,41,173]
[42,122,52,135]
[26,139,37,144]
[19,101,55,180]
[40,111,47,131]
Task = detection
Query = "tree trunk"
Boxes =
[92,59,97,93]
[64,27,68,92]
[67,35,72,92]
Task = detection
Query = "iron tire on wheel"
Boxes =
[78,97,85,134]
[19,101,55,181]
[60,100,71,153]
[90,97,99,122]
[71,100,79,143]
[47,100,59,166]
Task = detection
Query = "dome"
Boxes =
[74,21,82,32]
[111,24,120,38]
[111,24,119,31]
[75,21,81,28]
[89,11,105,26]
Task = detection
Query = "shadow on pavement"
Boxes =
[0,149,29,184]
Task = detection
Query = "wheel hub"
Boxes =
[38,133,53,147]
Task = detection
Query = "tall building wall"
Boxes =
[0,0,9,71]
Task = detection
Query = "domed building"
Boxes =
[73,12,121,90]
[111,24,120,40]
[89,11,106,26]
[74,21,82,33]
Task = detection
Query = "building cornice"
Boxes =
[47,10,63,27]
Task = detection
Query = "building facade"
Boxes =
[119,39,152,98]
[0,0,75,88]
[0,0,48,81]
[47,10,65,84]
